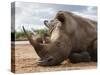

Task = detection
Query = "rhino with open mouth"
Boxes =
[23,11,97,66]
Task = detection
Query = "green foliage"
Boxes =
[34,29,48,37]
[15,31,27,41]
[15,32,25,38]
[15,29,48,41]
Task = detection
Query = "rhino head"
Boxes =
[22,11,73,66]
[22,25,71,66]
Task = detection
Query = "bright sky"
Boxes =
[11,2,97,32]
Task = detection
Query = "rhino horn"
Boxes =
[31,28,37,35]
[22,26,45,56]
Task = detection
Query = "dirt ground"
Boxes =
[12,44,97,73]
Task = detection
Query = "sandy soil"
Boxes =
[12,44,97,73]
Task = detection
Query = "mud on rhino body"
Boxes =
[23,11,97,66]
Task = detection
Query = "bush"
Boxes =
[14,29,48,41]
[35,29,48,37]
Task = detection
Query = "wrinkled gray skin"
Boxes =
[23,11,97,66]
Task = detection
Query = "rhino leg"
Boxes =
[88,40,97,62]
[69,51,91,63]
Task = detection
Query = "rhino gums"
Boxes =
[23,11,97,66]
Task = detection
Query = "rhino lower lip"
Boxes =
[37,59,46,63]
[37,60,43,63]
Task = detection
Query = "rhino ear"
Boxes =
[57,12,65,23]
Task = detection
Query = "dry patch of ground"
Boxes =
[12,44,97,73]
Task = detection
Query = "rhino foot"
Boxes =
[69,51,91,63]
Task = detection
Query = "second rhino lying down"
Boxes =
[23,11,97,66]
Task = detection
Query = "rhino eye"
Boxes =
[56,42,61,47]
